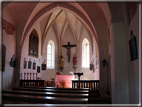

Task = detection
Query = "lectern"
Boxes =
[74,73,83,88]
[74,73,83,80]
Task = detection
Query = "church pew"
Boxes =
[22,86,89,91]
[2,93,88,104]
[3,90,88,98]
[13,87,89,94]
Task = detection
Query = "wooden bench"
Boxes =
[3,87,89,104]
[3,93,88,104]
[22,86,89,91]
[3,90,88,98]
[13,87,89,94]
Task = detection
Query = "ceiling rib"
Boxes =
[41,10,63,56]
[65,11,77,43]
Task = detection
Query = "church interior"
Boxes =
[0,1,141,105]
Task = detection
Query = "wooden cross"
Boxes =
[62,42,76,63]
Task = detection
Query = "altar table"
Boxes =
[55,75,75,88]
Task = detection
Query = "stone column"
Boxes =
[110,19,129,104]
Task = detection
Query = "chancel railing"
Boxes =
[20,80,45,87]
[72,80,100,92]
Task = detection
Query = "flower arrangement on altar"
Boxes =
[56,72,61,75]
[60,81,66,88]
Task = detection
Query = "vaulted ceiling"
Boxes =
[3,2,112,56]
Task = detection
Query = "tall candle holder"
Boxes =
[33,73,34,80]
[30,73,32,80]
[27,73,29,80]
[36,73,38,80]
[24,73,26,80]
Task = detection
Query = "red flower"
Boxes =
[56,72,61,75]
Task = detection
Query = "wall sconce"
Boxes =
[102,59,108,66]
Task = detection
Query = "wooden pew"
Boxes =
[2,93,88,104]
[13,87,89,94]
[3,90,88,98]
[3,87,89,104]
[22,86,89,91]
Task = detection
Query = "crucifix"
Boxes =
[62,42,76,63]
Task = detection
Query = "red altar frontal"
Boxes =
[55,75,75,88]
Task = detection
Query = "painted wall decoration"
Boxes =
[37,66,40,73]
[126,2,139,25]
[29,29,39,58]
[42,63,46,70]
[23,58,27,69]
[33,61,36,70]
[2,19,15,35]
[58,16,64,26]
[129,31,138,61]
[28,59,32,69]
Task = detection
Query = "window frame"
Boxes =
[82,38,90,68]
[47,40,55,69]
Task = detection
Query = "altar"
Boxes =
[55,75,75,88]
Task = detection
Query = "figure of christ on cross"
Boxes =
[62,42,76,63]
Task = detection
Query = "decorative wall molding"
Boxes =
[3,19,15,35]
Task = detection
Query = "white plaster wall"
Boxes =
[41,25,58,81]
[127,6,139,104]
[2,7,16,90]
[20,23,42,80]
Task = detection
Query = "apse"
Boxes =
[20,9,100,82]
